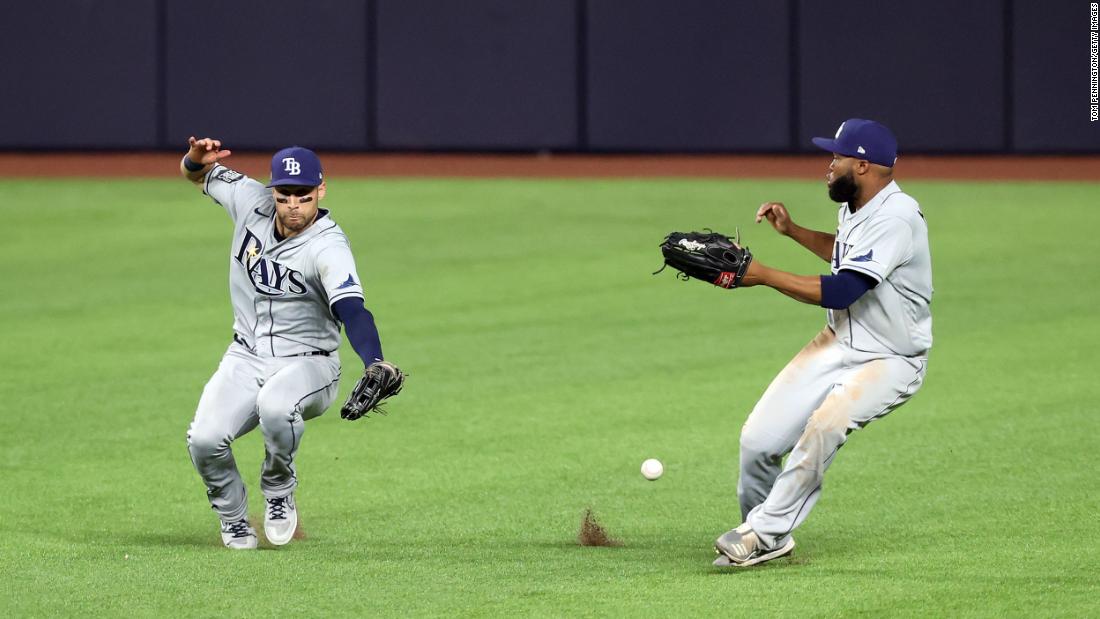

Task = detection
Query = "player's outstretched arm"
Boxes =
[740,260,823,305]
[332,297,385,367]
[756,202,835,263]
[332,297,406,421]
[740,260,875,308]
[181,136,232,184]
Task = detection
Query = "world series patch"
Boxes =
[216,169,244,183]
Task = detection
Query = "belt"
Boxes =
[233,333,331,357]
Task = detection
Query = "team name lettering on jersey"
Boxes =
[233,228,307,297]
[833,240,854,270]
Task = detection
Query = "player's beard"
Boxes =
[278,210,315,234]
[828,170,859,204]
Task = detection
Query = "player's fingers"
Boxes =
[215,149,232,160]
[188,136,197,147]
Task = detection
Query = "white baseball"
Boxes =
[640,458,663,481]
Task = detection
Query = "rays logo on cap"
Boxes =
[267,146,323,187]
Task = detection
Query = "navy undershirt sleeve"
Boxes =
[331,297,383,367]
[820,270,878,310]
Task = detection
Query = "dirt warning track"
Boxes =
[0,152,1097,181]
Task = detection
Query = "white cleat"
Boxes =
[713,522,795,567]
[264,494,298,546]
[220,518,258,550]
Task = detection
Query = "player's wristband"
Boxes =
[183,157,205,172]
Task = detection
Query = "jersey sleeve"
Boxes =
[316,239,365,308]
[202,164,270,222]
[838,216,913,283]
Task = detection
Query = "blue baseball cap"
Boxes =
[266,146,324,187]
[811,119,898,167]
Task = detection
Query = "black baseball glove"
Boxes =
[340,361,406,421]
[655,230,753,289]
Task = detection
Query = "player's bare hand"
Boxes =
[756,202,793,236]
[186,136,232,166]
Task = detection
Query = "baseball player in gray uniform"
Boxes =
[713,119,932,567]
[180,137,393,549]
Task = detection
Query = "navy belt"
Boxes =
[233,334,330,357]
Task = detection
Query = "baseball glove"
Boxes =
[655,230,753,289]
[340,361,406,421]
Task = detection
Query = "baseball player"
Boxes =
[712,119,932,567]
[180,137,398,549]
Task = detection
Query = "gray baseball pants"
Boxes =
[738,327,926,549]
[187,342,340,522]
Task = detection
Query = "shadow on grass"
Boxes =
[704,553,811,575]
[117,531,308,552]
[118,531,216,548]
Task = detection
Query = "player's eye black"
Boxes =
[274,186,314,197]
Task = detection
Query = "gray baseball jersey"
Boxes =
[737,181,933,549]
[828,180,933,357]
[202,164,364,356]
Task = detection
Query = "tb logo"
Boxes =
[282,157,301,175]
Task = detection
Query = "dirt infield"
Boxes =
[0,152,1097,181]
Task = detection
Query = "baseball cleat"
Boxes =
[713,522,795,567]
[220,518,258,550]
[712,553,737,567]
[264,494,298,546]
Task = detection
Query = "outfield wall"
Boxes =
[1,0,1094,153]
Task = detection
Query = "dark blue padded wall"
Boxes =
[798,0,1006,153]
[164,0,368,150]
[375,0,578,150]
[1014,2,1099,151]
[0,1,158,148]
[1,1,1096,153]
[586,0,790,151]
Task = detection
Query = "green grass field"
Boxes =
[1,176,1097,617]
